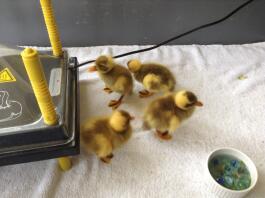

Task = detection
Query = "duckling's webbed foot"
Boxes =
[103,87,113,94]
[156,130,172,140]
[139,90,154,98]
[107,153,114,159]
[100,153,114,164]
[108,95,124,110]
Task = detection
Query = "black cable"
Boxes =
[72,0,255,69]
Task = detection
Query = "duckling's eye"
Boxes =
[185,102,195,108]
[186,92,197,103]
[98,64,108,71]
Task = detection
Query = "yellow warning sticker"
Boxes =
[0,68,16,83]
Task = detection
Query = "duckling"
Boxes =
[88,56,133,109]
[127,59,176,98]
[81,110,134,163]
[143,90,203,140]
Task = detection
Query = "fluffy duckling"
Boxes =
[143,90,203,140]
[88,56,133,109]
[81,110,134,163]
[127,59,176,98]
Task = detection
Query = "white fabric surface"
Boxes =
[0,43,265,198]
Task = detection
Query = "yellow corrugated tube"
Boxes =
[40,0,63,57]
[21,48,58,125]
[58,157,72,171]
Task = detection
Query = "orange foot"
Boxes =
[103,87,113,94]
[156,130,172,140]
[108,95,124,110]
[108,100,122,110]
[139,90,154,98]
[100,153,114,164]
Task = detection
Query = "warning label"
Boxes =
[0,68,16,83]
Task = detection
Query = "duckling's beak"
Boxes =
[195,101,203,107]
[88,65,97,72]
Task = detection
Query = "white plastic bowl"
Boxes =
[206,148,258,198]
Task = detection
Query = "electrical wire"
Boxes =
[72,0,255,69]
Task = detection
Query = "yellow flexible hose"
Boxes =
[40,0,63,57]
[21,48,72,170]
[21,48,58,125]
[58,157,72,171]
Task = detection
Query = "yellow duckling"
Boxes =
[81,110,134,163]
[143,90,203,140]
[88,56,133,109]
[127,59,176,98]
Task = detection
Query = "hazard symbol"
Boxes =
[0,68,16,83]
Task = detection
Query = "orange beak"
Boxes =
[195,101,203,107]
[88,66,97,72]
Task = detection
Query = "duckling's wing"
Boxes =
[113,75,132,94]
[94,134,113,158]
[141,64,176,91]
[154,65,176,91]
[168,116,180,132]
[81,119,113,156]
[143,74,162,92]
[144,97,175,132]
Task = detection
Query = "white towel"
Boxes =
[0,43,265,198]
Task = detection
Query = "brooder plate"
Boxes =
[0,51,79,166]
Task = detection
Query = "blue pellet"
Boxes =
[231,160,238,167]
[217,177,225,185]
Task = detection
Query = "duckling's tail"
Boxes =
[143,74,161,92]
